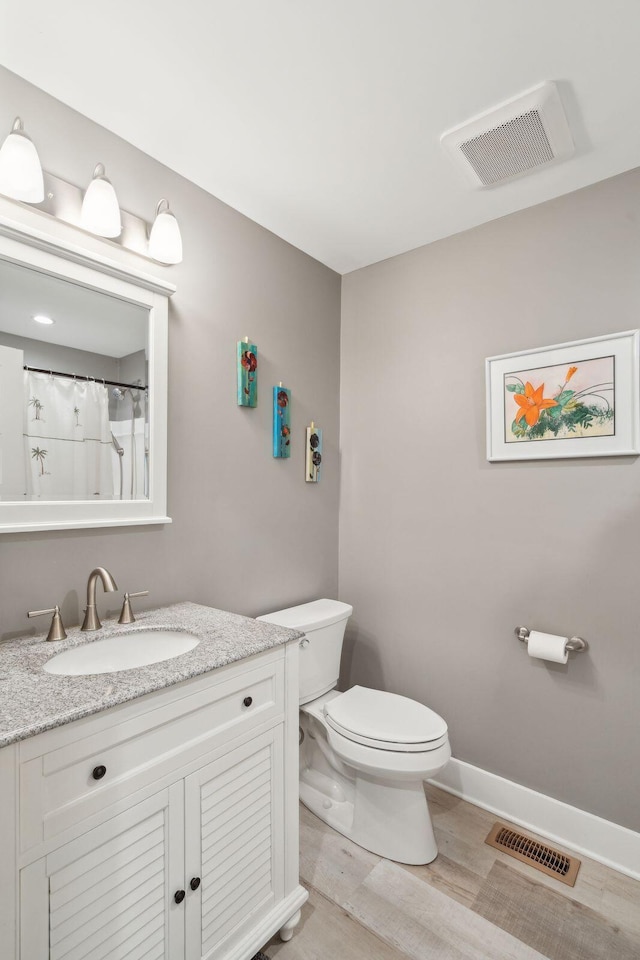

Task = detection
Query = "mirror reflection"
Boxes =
[0,257,150,502]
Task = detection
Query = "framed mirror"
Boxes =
[0,214,174,532]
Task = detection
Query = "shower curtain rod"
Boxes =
[23,365,148,391]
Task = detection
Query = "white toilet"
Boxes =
[257,598,450,865]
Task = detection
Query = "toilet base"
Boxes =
[300,766,438,865]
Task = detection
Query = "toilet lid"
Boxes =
[324,686,448,752]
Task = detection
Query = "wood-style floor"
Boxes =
[262,784,640,960]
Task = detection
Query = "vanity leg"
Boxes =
[279,909,301,942]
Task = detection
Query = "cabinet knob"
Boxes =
[190,877,201,891]
[174,890,186,904]
[92,765,107,781]
[243,696,253,708]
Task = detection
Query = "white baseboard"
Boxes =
[430,757,640,882]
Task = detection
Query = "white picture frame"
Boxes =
[486,330,640,461]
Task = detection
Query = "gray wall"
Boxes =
[340,168,640,832]
[0,332,119,382]
[0,66,341,636]
[118,351,147,388]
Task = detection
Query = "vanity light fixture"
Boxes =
[0,117,44,203]
[148,199,183,264]
[0,114,181,265]
[81,163,122,238]
[32,314,54,325]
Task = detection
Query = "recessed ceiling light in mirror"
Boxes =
[32,314,54,325]
[0,258,147,355]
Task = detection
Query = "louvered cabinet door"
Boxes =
[20,784,185,960]
[184,727,285,960]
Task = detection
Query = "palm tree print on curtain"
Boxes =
[237,339,258,407]
[29,396,44,420]
[273,386,291,458]
[31,446,48,476]
[24,370,114,498]
[305,425,322,482]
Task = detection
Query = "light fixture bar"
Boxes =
[36,170,150,256]
[0,163,181,266]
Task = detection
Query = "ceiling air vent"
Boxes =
[441,82,574,188]
[485,822,581,886]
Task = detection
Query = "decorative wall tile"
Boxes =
[306,423,322,482]
[273,385,291,458]
[237,339,258,407]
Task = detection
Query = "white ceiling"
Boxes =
[1,1,640,274]
[0,258,148,358]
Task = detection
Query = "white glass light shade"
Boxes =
[0,117,44,203]
[149,199,183,264]
[81,163,121,238]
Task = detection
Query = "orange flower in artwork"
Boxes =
[514,382,558,427]
[566,366,578,381]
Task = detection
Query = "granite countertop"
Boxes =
[0,601,302,748]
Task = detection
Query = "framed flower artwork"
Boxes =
[486,331,640,461]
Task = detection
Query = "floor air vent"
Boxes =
[485,822,581,886]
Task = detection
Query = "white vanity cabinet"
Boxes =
[21,782,184,960]
[184,728,284,959]
[0,641,306,960]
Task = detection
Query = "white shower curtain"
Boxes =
[110,417,148,500]
[24,372,114,500]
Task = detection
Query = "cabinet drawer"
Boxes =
[20,654,284,851]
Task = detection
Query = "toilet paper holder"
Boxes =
[515,626,588,654]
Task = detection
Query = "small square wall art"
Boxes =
[237,339,258,407]
[305,423,322,482]
[273,385,291,458]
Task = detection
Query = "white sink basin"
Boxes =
[43,629,200,676]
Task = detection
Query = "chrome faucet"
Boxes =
[81,567,118,631]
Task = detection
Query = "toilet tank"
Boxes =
[257,599,353,704]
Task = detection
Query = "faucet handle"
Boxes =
[27,605,67,642]
[118,591,149,625]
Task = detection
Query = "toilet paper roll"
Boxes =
[527,630,568,664]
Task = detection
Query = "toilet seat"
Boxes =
[323,685,448,753]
